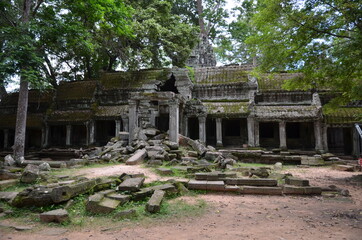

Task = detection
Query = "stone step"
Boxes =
[39,209,69,223]
[0,179,18,191]
[0,191,18,202]
[285,177,309,186]
[283,185,322,195]
[146,190,165,213]
[240,186,283,195]
[222,178,278,186]
[188,180,225,191]
[195,172,237,181]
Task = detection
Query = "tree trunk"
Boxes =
[13,0,31,164]
[0,81,7,101]
[197,0,207,38]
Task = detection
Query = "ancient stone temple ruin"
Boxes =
[0,64,361,156]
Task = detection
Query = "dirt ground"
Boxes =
[1,165,361,240]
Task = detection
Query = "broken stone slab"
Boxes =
[132,183,177,200]
[118,177,145,192]
[285,177,309,186]
[188,180,225,191]
[11,186,54,207]
[113,209,137,219]
[106,193,130,205]
[0,191,18,202]
[222,178,278,186]
[39,209,69,223]
[147,160,163,166]
[195,172,237,181]
[143,128,159,137]
[156,168,173,175]
[126,149,147,165]
[179,135,207,156]
[86,193,121,214]
[301,157,325,166]
[334,165,354,172]
[0,179,18,191]
[240,186,283,195]
[163,141,179,150]
[20,164,40,183]
[21,160,66,168]
[204,151,221,162]
[146,190,165,213]
[283,185,322,195]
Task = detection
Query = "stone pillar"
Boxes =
[3,129,9,149]
[121,115,129,132]
[352,126,360,157]
[314,121,323,152]
[115,120,121,137]
[88,120,95,145]
[255,121,260,147]
[279,121,287,150]
[150,110,157,127]
[216,118,223,147]
[128,100,138,143]
[183,115,189,137]
[43,125,49,147]
[247,117,255,147]
[322,125,329,152]
[198,116,206,144]
[66,125,72,146]
[169,99,179,143]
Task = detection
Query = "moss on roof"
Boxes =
[95,105,128,117]
[99,69,171,90]
[323,107,362,124]
[195,66,249,85]
[258,73,304,91]
[1,90,53,106]
[48,110,93,122]
[254,105,319,119]
[56,80,97,101]
[203,101,250,115]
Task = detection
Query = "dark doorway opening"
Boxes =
[25,129,42,149]
[0,130,3,149]
[223,118,247,147]
[327,127,353,155]
[188,117,199,140]
[156,114,169,132]
[96,120,116,146]
[50,125,66,147]
[259,122,279,148]
[206,118,216,146]
[71,125,87,146]
[286,122,315,150]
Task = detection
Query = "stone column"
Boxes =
[314,121,323,152]
[216,118,223,147]
[183,115,189,137]
[121,115,129,132]
[115,120,121,137]
[3,129,9,149]
[66,125,72,146]
[198,116,206,144]
[128,100,138,143]
[169,99,179,143]
[322,125,329,152]
[352,126,360,157]
[150,110,157,127]
[247,117,255,147]
[255,121,260,147]
[43,125,49,147]
[88,120,95,145]
[279,121,287,150]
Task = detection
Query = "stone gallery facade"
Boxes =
[0,64,361,156]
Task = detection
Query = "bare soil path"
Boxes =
[1,166,361,240]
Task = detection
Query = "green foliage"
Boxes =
[245,0,362,103]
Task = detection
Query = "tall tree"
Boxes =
[0,0,132,163]
[246,0,362,105]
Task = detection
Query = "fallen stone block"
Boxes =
[11,187,54,207]
[86,194,121,214]
[283,185,322,195]
[334,165,354,172]
[39,209,69,223]
[146,190,165,213]
[118,177,145,192]
[222,178,278,186]
[156,168,173,175]
[240,186,283,195]
[0,169,21,180]
[126,149,147,165]
[0,192,18,202]
[106,193,130,205]
[204,151,221,161]
[285,177,309,186]
[20,164,40,183]
[0,179,18,191]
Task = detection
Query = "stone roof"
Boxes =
[56,80,97,101]
[253,105,320,119]
[194,65,251,85]
[47,110,93,123]
[95,105,128,117]
[0,114,43,128]
[0,90,53,106]
[258,73,304,91]
[203,101,250,116]
[324,107,362,124]
[99,69,171,90]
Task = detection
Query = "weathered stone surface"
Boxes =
[39,162,51,171]
[0,179,18,190]
[39,209,69,223]
[195,172,237,181]
[179,135,207,156]
[204,151,221,161]
[0,169,21,180]
[118,177,145,192]
[283,185,322,195]
[156,168,173,175]
[148,160,163,166]
[334,165,354,172]
[146,190,165,213]
[11,187,54,207]
[20,164,40,183]
[106,193,130,205]
[188,180,225,191]
[240,186,283,195]
[126,149,147,165]
[0,191,18,202]
[113,209,137,219]
[86,193,121,214]
[4,155,15,166]
[222,178,278,186]
[250,167,270,178]
[301,157,325,166]
[274,162,283,170]
[285,177,309,186]
[164,141,179,150]
[119,132,129,141]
